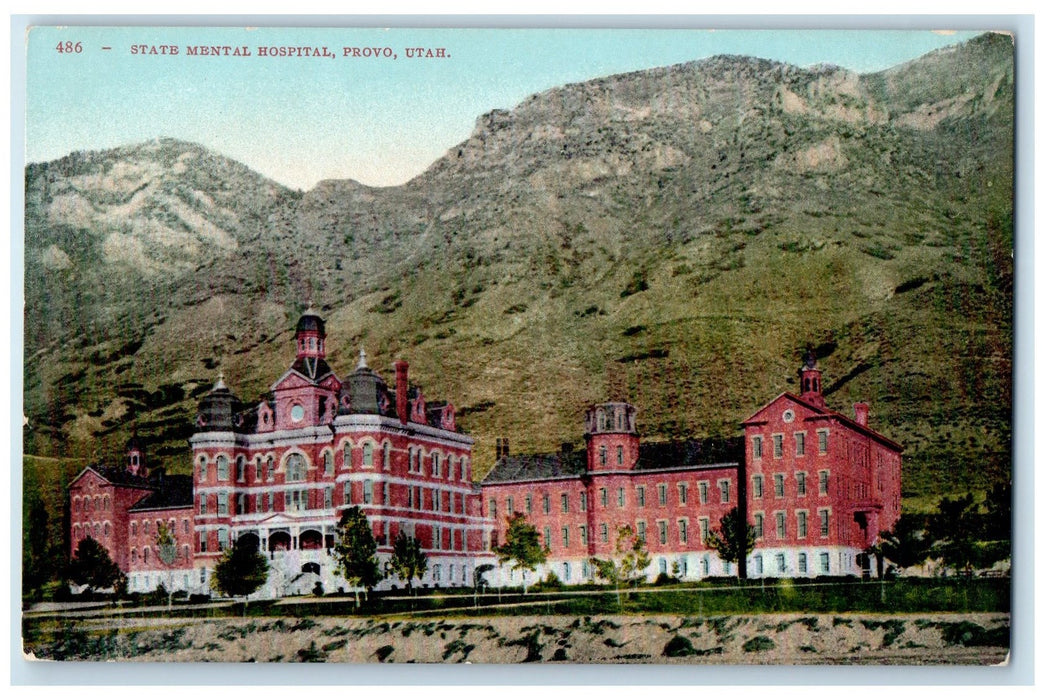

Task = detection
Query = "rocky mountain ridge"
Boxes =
[24,32,1013,502]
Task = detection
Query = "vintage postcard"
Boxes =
[20,24,1014,666]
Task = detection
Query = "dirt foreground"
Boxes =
[25,611,1009,664]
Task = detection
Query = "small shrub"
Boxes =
[663,635,696,657]
[296,641,327,662]
[322,639,347,652]
[552,647,568,661]
[603,637,626,648]
[375,644,394,662]
[742,636,776,653]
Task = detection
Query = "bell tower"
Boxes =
[295,306,326,360]
[799,350,826,408]
[584,401,640,472]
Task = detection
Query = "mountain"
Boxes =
[23,32,1013,506]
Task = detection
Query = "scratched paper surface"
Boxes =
[22,25,1012,664]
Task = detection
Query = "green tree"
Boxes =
[333,506,383,606]
[930,493,981,577]
[155,521,179,611]
[387,531,427,595]
[210,538,269,613]
[982,481,1012,541]
[704,506,755,578]
[879,512,932,574]
[591,524,651,609]
[494,512,548,594]
[67,536,124,595]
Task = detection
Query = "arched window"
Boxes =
[131,522,137,536]
[383,442,391,470]
[362,443,374,468]
[144,547,150,564]
[103,496,110,510]
[236,456,246,482]
[255,457,262,480]
[104,522,111,536]
[94,523,100,537]
[131,548,137,563]
[597,409,606,431]
[343,442,353,469]
[266,456,274,481]
[324,451,334,476]
[286,454,306,482]
[73,496,80,512]
[432,453,441,477]
[616,411,624,431]
[216,455,229,481]
[198,455,208,481]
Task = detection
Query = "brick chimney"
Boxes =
[854,402,869,427]
[394,360,409,425]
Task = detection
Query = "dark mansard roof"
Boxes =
[82,465,154,490]
[128,475,195,512]
[482,450,588,484]
[290,356,334,383]
[634,437,744,470]
[482,437,744,485]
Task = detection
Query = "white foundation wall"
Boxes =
[746,545,869,578]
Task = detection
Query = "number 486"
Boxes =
[55,41,83,53]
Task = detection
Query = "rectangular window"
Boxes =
[618,488,626,507]
[754,555,763,575]
[752,475,764,499]
[580,492,588,512]
[600,523,608,543]
[617,445,624,465]
[818,429,829,455]
[363,480,373,504]
[505,495,512,514]
[266,492,273,512]
[580,525,588,546]
[255,458,262,481]
[797,510,808,538]
[798,552,808,574]
[408,486,414,508]
[344,482,353,505]
[795,432,806,457]
[489,498,497,518]
[599,488,608,507]
[776,553,786,573]
[544,527,552,548]
[432,454,441,477]
[543,493,551,514]
[752,435,763,459]
[236,493,245,515]
[562,526,570,548]
[599,446,607,466]
[433,564,442,581]
[658,483,667,506]
[774,474,785,498]
[773,434,783,458]
[525,494,532,514]
[324,452,333,476]
[699,481,709,504]
[385,482,391,506]
[776,511,786,539]
[819,470,829,496]
[797,472,807,497]
[658,520,668,545]
[217,492,228,516]
[754,513,764,539]
[324,487,333,509]
[699,517,709,543]
[719,480,730,503]
[217,528,228,550]
[637,486,646,507]
[820,509,830,537]
[199,532,208,553]
[637,521,647,543]
[561,493,569,513]
[678,483,688,505]
[820,552,830,573]
[678,519,688,544]
[199,495,208,515]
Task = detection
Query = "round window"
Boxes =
[782,409,795,423]
[290,404,305,422]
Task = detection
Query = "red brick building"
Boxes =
[66,311,901,596]
[481,352,903,583]
[185,310,489,596]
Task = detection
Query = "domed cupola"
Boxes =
[195,373,240,431]
[126,434,147,477]
[295,307,327,360]
[346,348,389,415]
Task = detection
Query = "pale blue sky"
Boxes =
[26,27,985,189]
